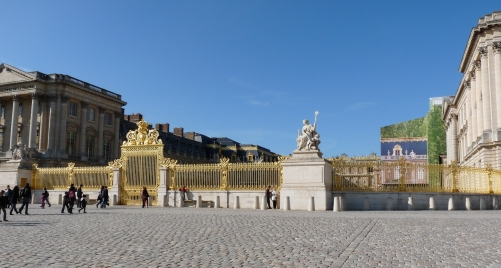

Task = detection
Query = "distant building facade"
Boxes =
[442,11,501,168]
[121,113,280,164]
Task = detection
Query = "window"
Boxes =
[66,131,77,155]
[103,138,111,160]
[18,104,22,117]
[69,102,77,117]
[105,112,112,126]
[88,108,95,121]
[85,135,95,158]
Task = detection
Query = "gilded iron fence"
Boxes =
[329,157,500,194]
[32,163,112,191]
[170,158,283,191]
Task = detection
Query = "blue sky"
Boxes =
[1,1,500,157]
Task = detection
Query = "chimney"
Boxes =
[174,127,184,137]
[185,132,195,140]
[162,123,169,133]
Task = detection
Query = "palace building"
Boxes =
[442,11,501,168]
[0,63,126,167]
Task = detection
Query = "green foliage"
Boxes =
[424,106,446,165]
[380,118,426,139]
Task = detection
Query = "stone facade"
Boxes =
[0,63,126,166]
[442,11,501,168]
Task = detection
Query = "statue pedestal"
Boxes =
[280,150,332,210]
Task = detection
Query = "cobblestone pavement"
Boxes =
[2,206,501,267]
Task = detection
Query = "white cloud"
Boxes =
[250,100,269,106]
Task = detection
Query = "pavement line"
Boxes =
[333,218,379,267]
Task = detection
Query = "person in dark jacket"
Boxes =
[0,190,9,221]
[4,185,12,208]
[78,195,87,213]
[18,183,31,215]
[9,185,20,215]
[142,187,149,208]
[68,184,77,209]
[101,186,109,208]
[76,184,83,208]
[265,186,272,209]
[61,192,72,214]
[42,188,51,207]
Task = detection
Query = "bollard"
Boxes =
[448,197,454,210]
[429,196,435,210]
[254,196,259,209]
[333,196,340,212]
[339,196,344,211]
[386,197,392,211]
[408,197,414,211]
[234,196,240,209]
[284,196,290,211]
[180,197,184,208]
[363,197,370,211]
[480,197,486,210]
[31,194,36,204]
[112,195,117,206]
[465,197,471,210]
[261,196,267,210]
[493,197,499,210]
[215,196,220,209]
[58,194,63,205]
[196,195,202,208]
[308,197,315,211]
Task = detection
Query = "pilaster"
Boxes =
[9,95,19,150]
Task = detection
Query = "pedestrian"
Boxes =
[101,186,109,208]
[96,186,104,208]
[271,188,277,209]
[68,183,77,209]
[9,185,20,215]
[18,183,32,215]
[42,188,51,207]
[4,185,11,208]
[40,192,46,209]
[61,192,72,214]
[142,187,149,208]
[0,190,9,222]
[265,185,272,209]
[76,184,83,208]
[78,195,87,213]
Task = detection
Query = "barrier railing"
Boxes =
[328,157,500,194]
[32,163,112,190]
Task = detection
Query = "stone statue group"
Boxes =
[296,111,321,151]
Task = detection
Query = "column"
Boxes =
[475,60,483,141]
[479,47,492,140]
[470,71,477,145]
[38,95,48,151]
[451,114,458,163]
[46,94,57,153]
[113,112,121,159]
[494,42,501,140]
[9,95,19,150]
[79,102,88,157]
[58,95,69,154]
[28,93,38,149]
[97,107,105,159]
[466,81,473,149]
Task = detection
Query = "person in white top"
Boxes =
[271,188,277,209]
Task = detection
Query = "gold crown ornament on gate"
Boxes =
[123,119,162,146]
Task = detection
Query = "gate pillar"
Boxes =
[110,167,121,206]
[158,166,168,207]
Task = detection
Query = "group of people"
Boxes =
[265,186,278,209]
[0,183,34,221]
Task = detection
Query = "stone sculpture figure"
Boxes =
[297,111,321,151]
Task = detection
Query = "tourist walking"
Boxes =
[142,187,149,208]
[96,186,104,208]
[271,188,277,209]
[68,184,77,209]
[180,186,188,201]
[4,185,11,208]
[76,184,83,208]
[78,195,87,213]
[40,192,46,209]
[18,183,32,215]
[265,186,272,209]
[101,186,109,208]
[61,192,72,214]
[42,188,51,207]
[0,190,9,221]
[9,185,20,215]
